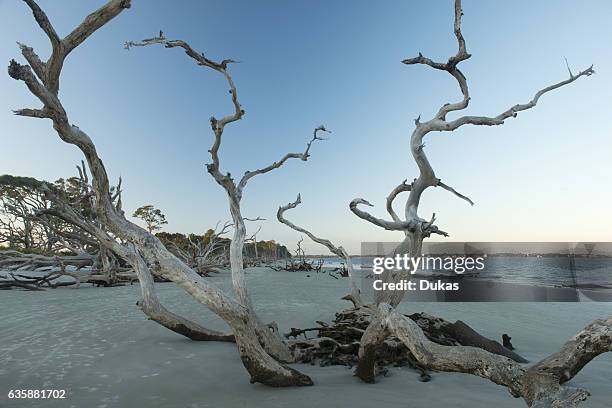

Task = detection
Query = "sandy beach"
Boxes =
[1,267,611,408]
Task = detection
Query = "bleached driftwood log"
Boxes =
[0,250,93,271]
[10,0,312,386]
[277,194,363,306]
[125,243,235,342]
[357,304,611,407]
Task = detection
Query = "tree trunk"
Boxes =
[374,232,423,306]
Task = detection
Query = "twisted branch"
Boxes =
[358,304,611,407]
[238,126,329,195]
[277,194,362,305]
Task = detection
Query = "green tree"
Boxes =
[132,205,168,233]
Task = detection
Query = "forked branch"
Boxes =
[238,126,329,195]
[125,33,328,201]
[22,0,131,95]
[440,65,594,132]
[349,198,421,232]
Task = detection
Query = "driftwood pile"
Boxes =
[273,258,323,272]
[0,250,138,290]
[287,303,527,381]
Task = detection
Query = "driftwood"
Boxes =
[0,277,44,291]
[0,267,138,290]
[274,257,324,272]
[277,195,362,304]
[0,250,138,289]
[289,304,527,381]
[125,243,235,342]
[161,221,232,276]
[356,304,611,408]
[0,250,93,271]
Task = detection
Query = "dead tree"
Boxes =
[278,237,313,272]
[125,30,328,370]
[295,237,306,263]
[347,1,609,407]
[277,194,362,306]
[349,0,594,307]
[161,222,232,275]
[9,0,317,386]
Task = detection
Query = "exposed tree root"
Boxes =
[287,304,526,383]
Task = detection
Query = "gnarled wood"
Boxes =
[10,0,311,387]
[277,194,362,306]
[350,0,594,306]
[124,32,329,364]
[358,304,611,407]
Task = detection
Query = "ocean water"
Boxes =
[315,256,612,289]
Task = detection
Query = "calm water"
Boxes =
[317,256,612,289]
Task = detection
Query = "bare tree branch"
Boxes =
[237,126,329,195]
[349,198,419,231]
[125,243,235,342]
[21,0,131,95]
[243,217,266,222]
[16,42,46,82]
[245,225,262,243]
[386,179,412,223]
[402,0,470,120]
[22,0,60,47]
[62,0,132,56]
[436,179,474,206]
[439,65,594,132]
[123,34,243,192]
[13,107,49,118]
[527,316,612,386]
[277,194,362,305]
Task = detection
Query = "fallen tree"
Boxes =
[0,168,126,285]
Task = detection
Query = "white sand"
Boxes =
[0,267,610,407]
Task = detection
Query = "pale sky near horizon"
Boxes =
[1,0,611,254]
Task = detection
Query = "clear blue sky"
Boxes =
[1,1,611,254]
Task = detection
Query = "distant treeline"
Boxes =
[156,231,291,261]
